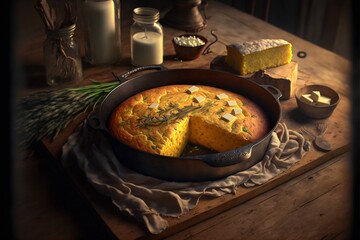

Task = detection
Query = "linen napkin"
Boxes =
[61,121,310,234]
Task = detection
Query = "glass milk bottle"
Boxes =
[82,0,121,65]
[131,7,163,66]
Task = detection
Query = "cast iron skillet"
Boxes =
[88,66,282,181]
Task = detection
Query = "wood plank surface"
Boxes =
[13,0,353,239]
[166,152,352,240]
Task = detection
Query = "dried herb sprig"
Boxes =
[137,101,216,128]
[17,81,119,147]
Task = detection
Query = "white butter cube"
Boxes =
[232,108,243,115]
[216,93,228,100]
[194,96,205,103]
[221,113,237,122]
[301,94,314,104]
[311,91,321,101]
[316,96,331,105]
[227,100,237,107]
[186,86,199,94]
[149,103,159,109]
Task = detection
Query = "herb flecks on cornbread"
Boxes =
[225,39,292,75]
[108,85,270,157]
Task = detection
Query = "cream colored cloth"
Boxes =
[61,121,310,234]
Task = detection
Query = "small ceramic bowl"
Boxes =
[295,84,340,119]
[172,34,208,61]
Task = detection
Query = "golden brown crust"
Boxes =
[108,85,270,156]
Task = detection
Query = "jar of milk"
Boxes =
[131,7,163,66]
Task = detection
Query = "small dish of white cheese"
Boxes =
[173,35,206,47]
[172,34,208,61]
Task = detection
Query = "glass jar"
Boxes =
[82,0,121,65]
[131,7,163,66]
[43,24,83,86]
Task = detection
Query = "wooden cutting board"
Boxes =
[40,68,351,239]
[210,55,298,100]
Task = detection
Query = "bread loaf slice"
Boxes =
[225,39,292,75]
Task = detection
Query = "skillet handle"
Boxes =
[112,65,168,83]
[188,144,254,167]
[206,144,253,167]
[87,111,105,131]
[262,85,282,100]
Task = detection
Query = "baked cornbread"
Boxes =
[108,85,270,157]
[225,39,292,75]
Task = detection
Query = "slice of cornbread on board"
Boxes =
[225,39,293,75]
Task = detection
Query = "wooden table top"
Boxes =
[13,0,354,239]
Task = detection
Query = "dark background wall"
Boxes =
[219,0,352,60]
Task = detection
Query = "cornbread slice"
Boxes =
[190,115,250,152]
[225,39,292,75]
[108,85,270,157]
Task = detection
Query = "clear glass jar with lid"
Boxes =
[82,0,121,65]
[131,7,163,66]
[43,24,83,86]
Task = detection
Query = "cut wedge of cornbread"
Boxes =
[225,39,292,75]
[108,85,270,157]
[190,115,247,152]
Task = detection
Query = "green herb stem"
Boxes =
[17,81,119,147]
[137,101,216,128]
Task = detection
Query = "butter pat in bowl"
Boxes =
[172,34,208,61]
[295,84,339,119]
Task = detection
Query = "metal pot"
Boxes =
[88,66,282,182]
